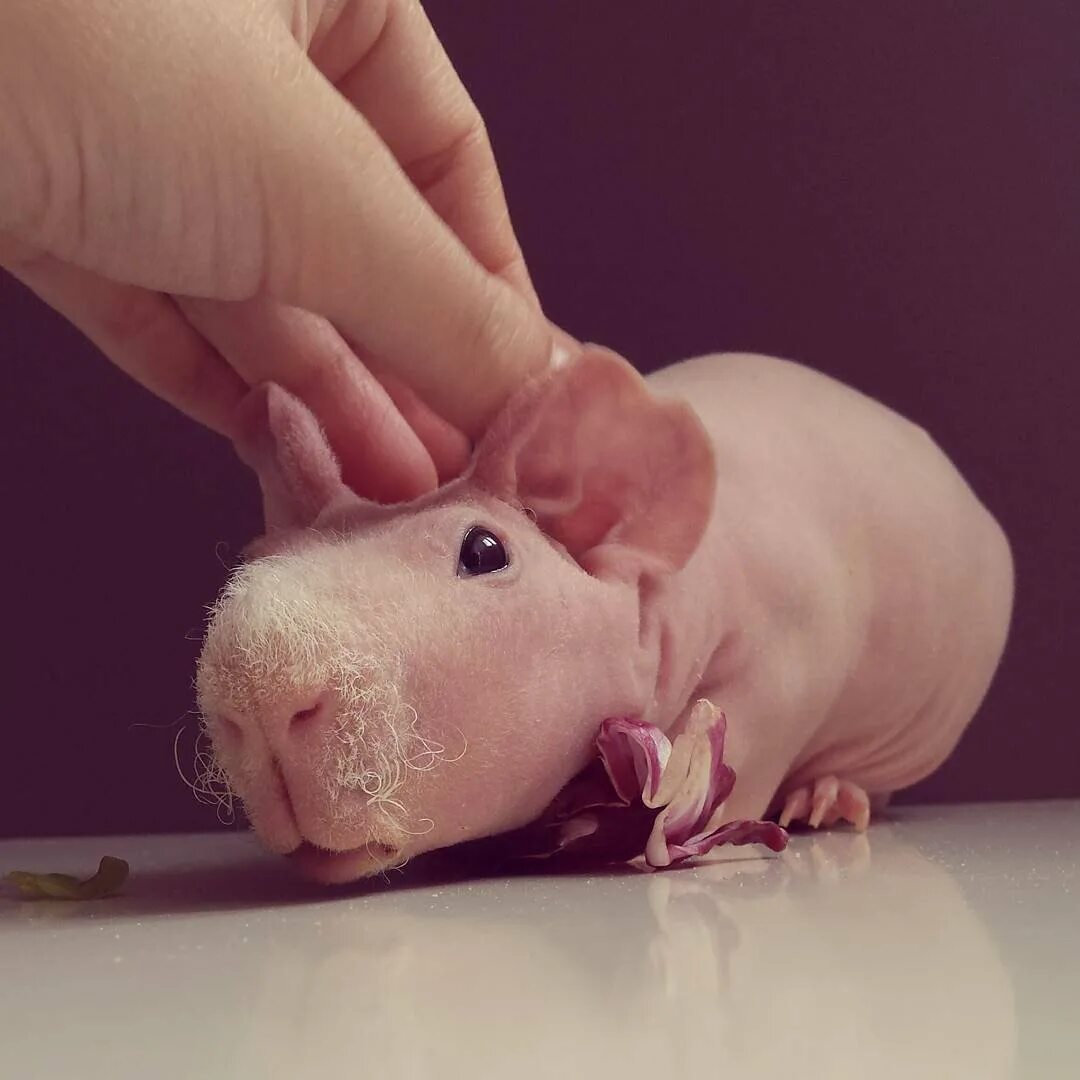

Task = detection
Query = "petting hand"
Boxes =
[0,0,570,500]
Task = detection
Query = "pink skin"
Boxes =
[196,347,1013,883]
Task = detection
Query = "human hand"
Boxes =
[0,0,570,500]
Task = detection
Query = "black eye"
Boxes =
[458,526,509,576]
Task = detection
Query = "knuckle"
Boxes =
[0,104,69,248]
[96,288,165,345]
[405,112,489,194]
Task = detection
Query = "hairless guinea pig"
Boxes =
[196,347,1013,883]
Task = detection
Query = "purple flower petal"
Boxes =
[643,701,741,865]
[596,717,671,803]
[661,819,790,867]
[500,700,788,869]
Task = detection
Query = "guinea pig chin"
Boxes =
[195,561,450,869]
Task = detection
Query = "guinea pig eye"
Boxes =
[458,526,509,576]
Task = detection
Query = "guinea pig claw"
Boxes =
[780,776,871,832]
[778,787,811,829]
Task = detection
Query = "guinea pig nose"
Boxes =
[288,693,329,729]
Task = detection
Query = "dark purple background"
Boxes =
[3,3,1077,837]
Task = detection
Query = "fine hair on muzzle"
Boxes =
[194,556,455,848]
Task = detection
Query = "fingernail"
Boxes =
[549,341,572,370]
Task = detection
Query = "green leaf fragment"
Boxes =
[5,855,129,900]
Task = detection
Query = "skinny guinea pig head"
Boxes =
[196,347,716,882]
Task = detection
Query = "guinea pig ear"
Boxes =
[471,346,716,580]
[232,383,349,533]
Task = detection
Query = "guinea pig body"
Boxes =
[645,353,1013,827]
[197,349,1013,881]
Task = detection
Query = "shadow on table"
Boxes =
[0,802,953,923]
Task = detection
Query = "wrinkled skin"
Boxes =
[197,347,1013,882]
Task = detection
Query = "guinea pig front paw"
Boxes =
[777,776,871,832]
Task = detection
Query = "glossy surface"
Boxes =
[2,801,1076,1079]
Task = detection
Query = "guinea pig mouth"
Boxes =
[287,840,402,884]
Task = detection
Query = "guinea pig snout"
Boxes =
[207,687,336,762]
[196,557,431,859]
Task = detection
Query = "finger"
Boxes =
[358,363,472,483]
[177,297,439,503]
[311,0,538,305]
[1,242,246,437]
[253,27,555,435]
[6,11,555,435]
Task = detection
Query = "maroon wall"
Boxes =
[3,2,1076,837]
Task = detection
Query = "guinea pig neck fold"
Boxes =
[630,526,745,737]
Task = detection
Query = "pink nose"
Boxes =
[290,698,325,726]
[212,690,335,758]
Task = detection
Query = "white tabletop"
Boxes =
[1,800,1076,1079]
